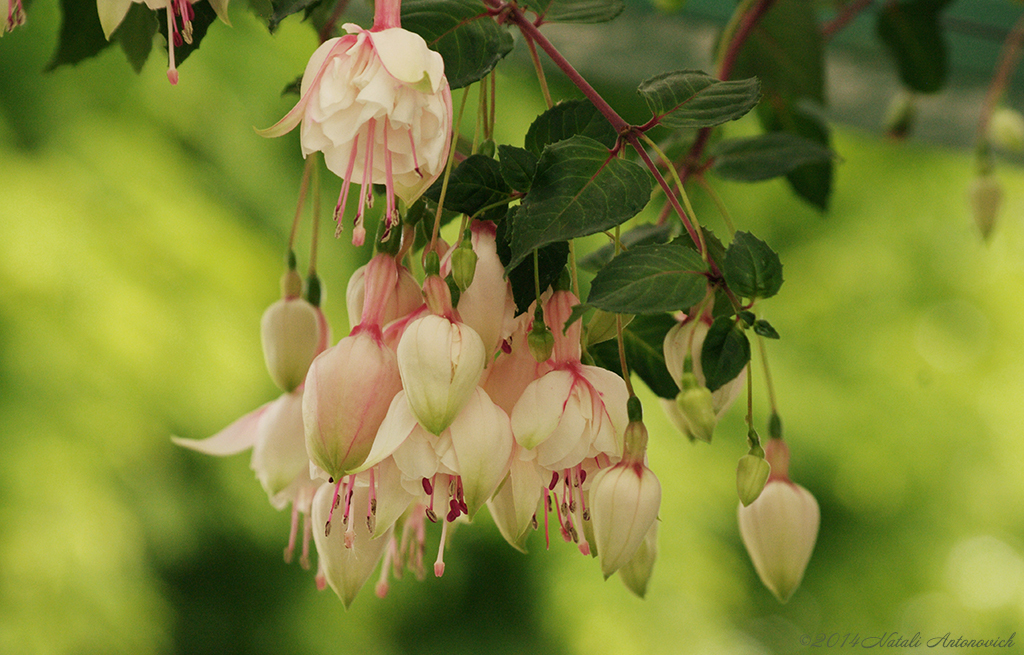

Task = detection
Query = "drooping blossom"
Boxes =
[738,438,819,603]
[257,0,452,246]
[97,0,231,84]
[3,0,25,35]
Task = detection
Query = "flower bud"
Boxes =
[396,314,487,435]
[447,388,514,518]
[883,90,916,139]
[261,297,322,392]
[451,241,478,293]
[663,318,745,419]
[969,174,1002,240]
[527,321,554,363]
[675,374,717,443]
[736,452,771,507]
[589,460,661,578]
[987,107,1024,153]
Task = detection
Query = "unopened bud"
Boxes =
[528,321,554,363]
[261,297,321,392]
[675,374,717,443]
[987,107,1024,153]
[969,174,1002,240]
[281,268,303,299]
[451,242,478,293]
[883,91,916,139]
[737,453,771,507]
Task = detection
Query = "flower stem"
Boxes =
[429,87,471,255]
[820,0,874,43]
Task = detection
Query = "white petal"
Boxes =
[171,400,269,456]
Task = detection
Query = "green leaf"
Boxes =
[753,319,780,339]
[723,231,783,300]
[590,314,680,399]
[497,145,538,192]
[637,71,760,130]
[46,0,114,71]
[495,210,569,315]
[507,135,653,269]
[268,0,322,32]
[730,0,824,104]
[424,154,510,219]
[520,0,624,24]
[709,132,833,182]
[876,0,953,94]
[524,100,617,157]
[587,243,708,314]
[701,316,750,392]
[758,97,833,211]
[115,4,157,74]
[156,0,219,67]
[402,0,514,90]
[578,222,676,272]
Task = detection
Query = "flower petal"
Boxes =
[171,400,269,456]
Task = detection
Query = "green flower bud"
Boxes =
[451,243,478,293]
[675,373,717,443]
[969,174,1002,240]
[527,321,554,363]
[987,107,1024,153]
[737,453,772,507]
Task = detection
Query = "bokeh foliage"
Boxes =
[3,1,1024,654]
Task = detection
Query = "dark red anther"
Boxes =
[548,471,559,490]
[425,508,438,523]
[446,508,459,522]
[422,477,433,495]
[173,33,183,47]
[501,339,512,354]
[578,468,586,484]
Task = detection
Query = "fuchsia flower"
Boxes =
[97,0,231,83]
[3,0,25,35]
[738,438,819,602]
[258,0,452,246]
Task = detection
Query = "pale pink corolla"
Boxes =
[345,258,422,332]
[257,0,452,245]
[97,0,230,83]
[486,451,544,552]
[588,456,661,579]
[481,316,551,416]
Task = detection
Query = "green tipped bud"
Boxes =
[586,310,632,346]
[527,320,554,363]
[281,268,303,300]
[451,242,478,293]
[969,174,1002,240]
[478,138,496,158]
[987,107,1024,153]
[675,373,717,443]
[737,453,772,507]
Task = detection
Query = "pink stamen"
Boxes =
[325,477,344,536]
[284,503,300,563]
[543,488,551,550]
[300,511,312,570]
[376,536,397,598]
[353,119,376,245]
[434,517,450,577]
[333,133,360,237]
[382,121,396,242]
[407,130,423,177]
[165,5,179,85]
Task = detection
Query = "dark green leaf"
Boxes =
[590,314,680,399]
[588,243,708,314]
[520,0,624,24]
[638,71,760,130]
[578,222,676,272]
[402,0,514,90]
[738,310,756,327]
[424,154,510,219]
[46,0,113,71]
[156,0,219,67]
[498,145,538,192]
[115,4,157,73]
[876,0,953,94]
[268,0,322,32]
[730,0,824,103]
[709,132,833,182]
[524,100,617,157]
[759,97,833,211]
[507,136,653,269]
[723,231,783,300]
[495,210,569,315]
[753,319,780,339]
[701,316,750,392]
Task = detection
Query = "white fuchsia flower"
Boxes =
[97,0,230,83]
[738,438,819,603]
[258,0,452,245]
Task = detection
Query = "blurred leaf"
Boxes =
[507,135,654,269]
[521,0,624,24]
[730,0,824,104]
[578,222,676,271]
[709,132,833,182]
[156,0,219,67]
[524,99,617,157]
[496,210,569,314]
[638,71,761,129]
[701,316,750,392]
[876,0,953,94]
[588,243,708,314]
[723,231,783,300]
[590,313,680,399]
[753,319,780,339]
[46,0,114,71]
[268,0,322,32]
[424,154,510,220]
[759,97,833,211]
[403,0,514,89]
[498,145,538,192]
[115,4,157,73]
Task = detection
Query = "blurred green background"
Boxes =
[2,1,1024,654]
